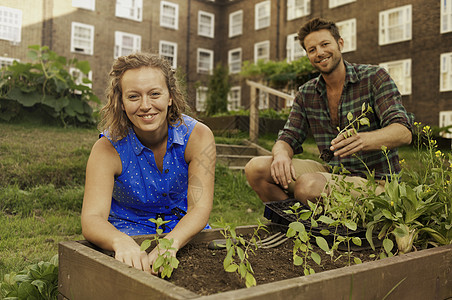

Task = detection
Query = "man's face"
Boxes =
[304,29,344,75]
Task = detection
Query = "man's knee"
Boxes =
[293,173,326,203]
[244,156,271,180]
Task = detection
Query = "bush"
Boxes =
[0,45,100,127]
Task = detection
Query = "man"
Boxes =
[245,17,413,205]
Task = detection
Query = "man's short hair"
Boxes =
[297,17,341,50]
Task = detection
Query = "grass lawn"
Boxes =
[0,122,421,279]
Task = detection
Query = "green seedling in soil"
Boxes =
[213,218,268,288]
[284,201,330,276]
[140,218,180,279]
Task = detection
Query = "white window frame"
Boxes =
[228,48,242,74]
[229,10,243,37]
[439,111,452,138]
[329,0,355,8]
[0,57,18,68]
[72,0,95,11]
[0,6,22,43]
[258,90,269,110]
[228,86,241,111]
[197,48,214,74]
[71,22,94,55]
[336,18,356,53]
[287,0,310,21]
[441,0,452,33]
[198,11,214,38]
[254,40,270,63]
[115,0,142,22]
[159,40,178,69]
[440,52,452,92]
[379,5,412,46]
[286,33,305,62]
[160,1,179,30]
[114,31,141,58]
[380,59,412,95]
[255,1,270,30]
[69,67,93,94]
[196,86,208,112]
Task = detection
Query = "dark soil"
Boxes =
[169,234,377,296]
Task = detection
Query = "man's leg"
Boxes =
[245,156,289,202]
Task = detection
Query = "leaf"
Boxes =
[245,272,257,288]
[352,237,362,246]
[361,102,366,113]
[320,229,331,236]
[315,236,330,252]
[383,238,394,254]
[345,220,357,231]
[293,255,303,266]
[289,221,305,233]
[347,112,353,121]
[140,240,152,251]
[318,215,335,224]
[153,256,164,270]
[359,117,370,126]
[311,252,321,265]
[354,257,363,264]
[7,88,40,107]
[225,264,238,273]
[237,247,245,261]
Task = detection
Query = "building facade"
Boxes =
[1,0,451,128]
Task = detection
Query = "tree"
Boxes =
[205,64,230,116]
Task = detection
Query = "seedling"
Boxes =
[140,218,180,279]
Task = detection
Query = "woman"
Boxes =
[81,52,215,274]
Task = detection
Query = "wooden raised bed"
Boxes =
[58,225,452,300]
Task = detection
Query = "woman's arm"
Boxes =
[81,137,151,272]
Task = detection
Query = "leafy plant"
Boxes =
[205,64,230,116]
[0,255,59,300]
[0,45,100,126]
[213,219,267,288]
[140,218,180,279]
[284,201,330,275]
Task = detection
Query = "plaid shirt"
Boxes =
[278,60,413,180]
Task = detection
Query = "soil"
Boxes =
[169,233,377,296]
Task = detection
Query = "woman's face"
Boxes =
[121,67,172,140]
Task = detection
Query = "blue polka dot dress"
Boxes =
[104,114,209,235]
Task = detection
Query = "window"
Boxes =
[258,90,269,110]
[72,0,95,11]
[0,57,17,68]
[228,86,241,111]
[380,59,411,95]
[114,31,141,58]
[115,0,142,22]
[440,52,452,92]
[70,67,93,94]
[161,1,178,30]
[441,0,452,33]
[286,33,305,62]
[254,41,270,63]
[197,48,214,74]
[228,48,242,74]
[229,10,243,37]
[255,1,270,30]
[379,5,412,45]
[196,87,208,112]
[336,18,356,53]
[159,41,178,69]
[439,111,452,138]
[198,11,214,38]
[329,0,355,8]
[287,0,310,21]
[71,22,94,55]
[0,6,22,42]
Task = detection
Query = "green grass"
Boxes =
[0,122,423,280]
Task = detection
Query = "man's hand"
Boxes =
[270,153,296,189]
[330,129,368,158]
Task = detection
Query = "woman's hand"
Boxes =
[113,238,152,274]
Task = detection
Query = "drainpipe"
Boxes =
[186,0,191,84]
[276,0,280,60]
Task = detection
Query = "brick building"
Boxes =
[1,0,451,129]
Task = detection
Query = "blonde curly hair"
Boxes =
[99,52,188,141]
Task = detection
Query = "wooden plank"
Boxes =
[58,241,199,300]
[246,80,295,101]
[199,244,452,300]
[249,84,258,143]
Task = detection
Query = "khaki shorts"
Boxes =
[287,159,385,197]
